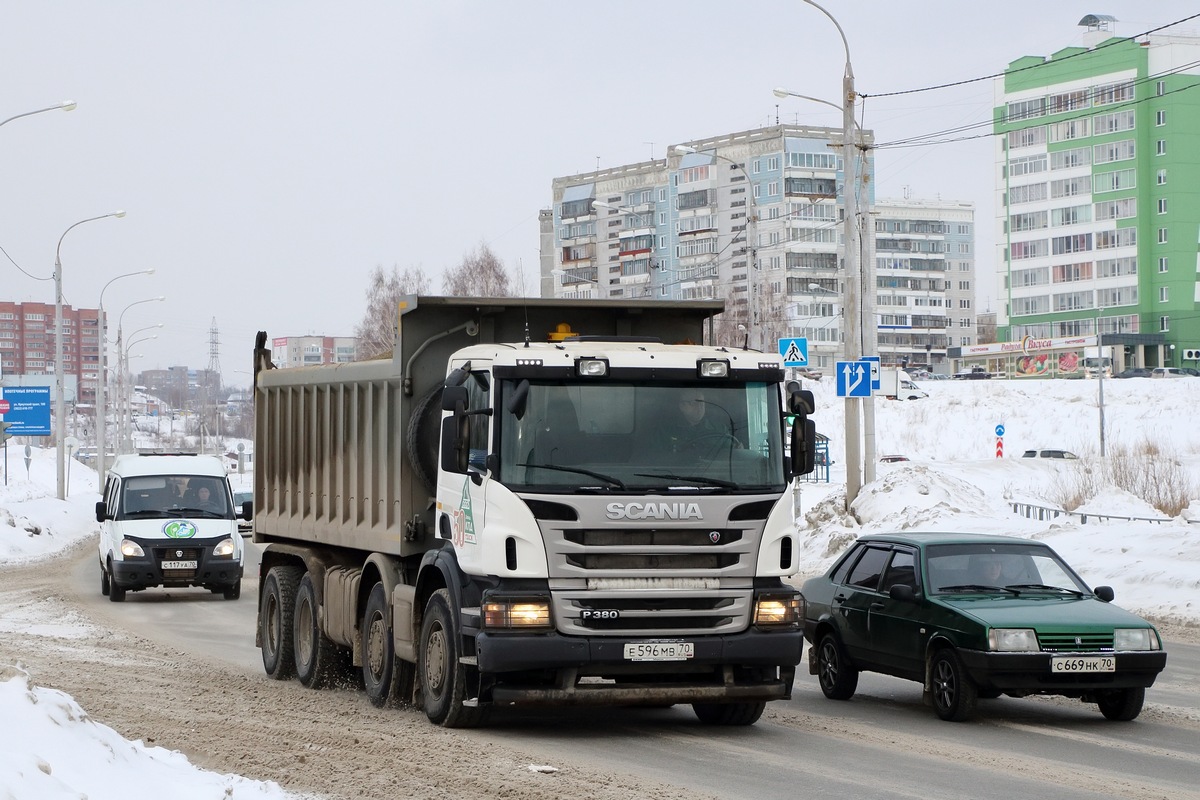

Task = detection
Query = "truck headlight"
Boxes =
[119,539,145,558]
[482,598,552,630]
[753,593,802,627]
[1113,628,1159,651]
[989,628,1039,652]
[213,537,237,558]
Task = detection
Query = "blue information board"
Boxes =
[0,386,52,436]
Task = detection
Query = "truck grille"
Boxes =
[544,521,760,637]
[1038,632,1114,652]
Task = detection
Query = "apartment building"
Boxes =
[0,300,99,406]
[544,124,977,372]
[992,15,1200,374]
[269,335,358,368]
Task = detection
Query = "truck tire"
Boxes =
[294,573,336,689]
[406,386,442,495]
[261,565,303,680]
[362,582,413,708]
[692,701,766,726]
[419,588,489,728]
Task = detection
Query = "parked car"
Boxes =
[801,532,1167,722]
[880,455,910,463]
[1182,367,1200,377]
[1151,367,1186,378]
[953,368,991,380]
[1022,449,1079,459]
[1113,367,1152,379]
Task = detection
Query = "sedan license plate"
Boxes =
[161,559,198,570]
[1051,656,1115,673]
[624,641,694,662]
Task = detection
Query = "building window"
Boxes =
[766,181,778,197]
[767,156,780,171]
[1156,110,1166,126]
[1160,287,1169,303]
[1158,198,1168,215]
[1158,228,1168,244]
[1157,169,1167,185]
[1159,257,1169,273]
[752,159,761,174]
[1156,140,1167,156]
[1156,80,1166,96]
[1160,316,1169,332]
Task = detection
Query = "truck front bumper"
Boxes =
[476,628,803,706]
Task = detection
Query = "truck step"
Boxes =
[459,655,478,666]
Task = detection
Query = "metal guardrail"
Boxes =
[1008,500,1185,525]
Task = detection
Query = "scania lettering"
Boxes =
[250,296,816,728]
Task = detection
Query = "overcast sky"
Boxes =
[3,2,1198,387]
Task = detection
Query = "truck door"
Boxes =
[441,365,492,559]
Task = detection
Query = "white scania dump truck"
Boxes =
[251,295,816,727]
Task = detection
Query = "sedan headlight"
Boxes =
[212,537,237,558]
[1113,628,1160,651]
[989,628,1039,652]
[482,598,552,630]
[119,539,145,558]
[754,593,803,627]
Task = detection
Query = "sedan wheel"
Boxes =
[1096,687,1144,721]
[931,649,977,721]
[816,633,858,700]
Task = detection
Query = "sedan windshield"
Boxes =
[925,543,1089,595]
[496,380,786,493]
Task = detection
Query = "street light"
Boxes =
[54,211,126,499]
[115,301,165,455]
[776,0,871,506]
[0,101,76,130]
[672,144,763,351]
[97,268,154,485]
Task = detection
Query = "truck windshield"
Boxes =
[496,380,786,493]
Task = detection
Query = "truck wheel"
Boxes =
[362,582,413,707]
[406,386,442,494]
[294,573,336,689]
[100,563,110,596]
[692,701,765,725]
[107,559,126,602]
[419,588,489,728]
[1097,687,1144,721]
[260,565,303,680]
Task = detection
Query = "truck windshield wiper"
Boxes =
[1006,583,1084,597]
[169,507,227,518]
[937,584,1022,595]
[634,472,737,489]
[517,463,626,489]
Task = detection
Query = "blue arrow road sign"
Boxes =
[778,337,808,367]
[996,424,1005,437]
[836,360,873,398]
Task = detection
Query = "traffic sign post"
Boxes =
[995,424,1005,458]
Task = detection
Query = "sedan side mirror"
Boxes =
[1093,585,1115,603]
[889,583,917,603]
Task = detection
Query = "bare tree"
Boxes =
[442,242,514,297]
[354,264,430,360]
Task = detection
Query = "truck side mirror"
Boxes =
[441,413,470,474]
[788,389,816,477]
[441,385,468,412]
[240,500,253,521]
[505,379,529,420]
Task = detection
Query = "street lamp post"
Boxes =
[54,211,126,499]
[115,300,165,455]
[123,333,158,453]
[672,145,762,351]
[776,0,869,507]
[0,101,76,130]
[97,268,154,486]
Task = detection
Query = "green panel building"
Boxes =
[991,15,1200,374]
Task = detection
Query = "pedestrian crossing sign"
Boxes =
[778,337,808,367]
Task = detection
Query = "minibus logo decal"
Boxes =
[163,521,198,539]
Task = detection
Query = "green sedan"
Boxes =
[800,532,1167,722]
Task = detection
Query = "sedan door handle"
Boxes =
[870,602,885,610]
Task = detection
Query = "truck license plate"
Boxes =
[161,560,198,569]
[1051,656,1115,673]
[624,641,694,662]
